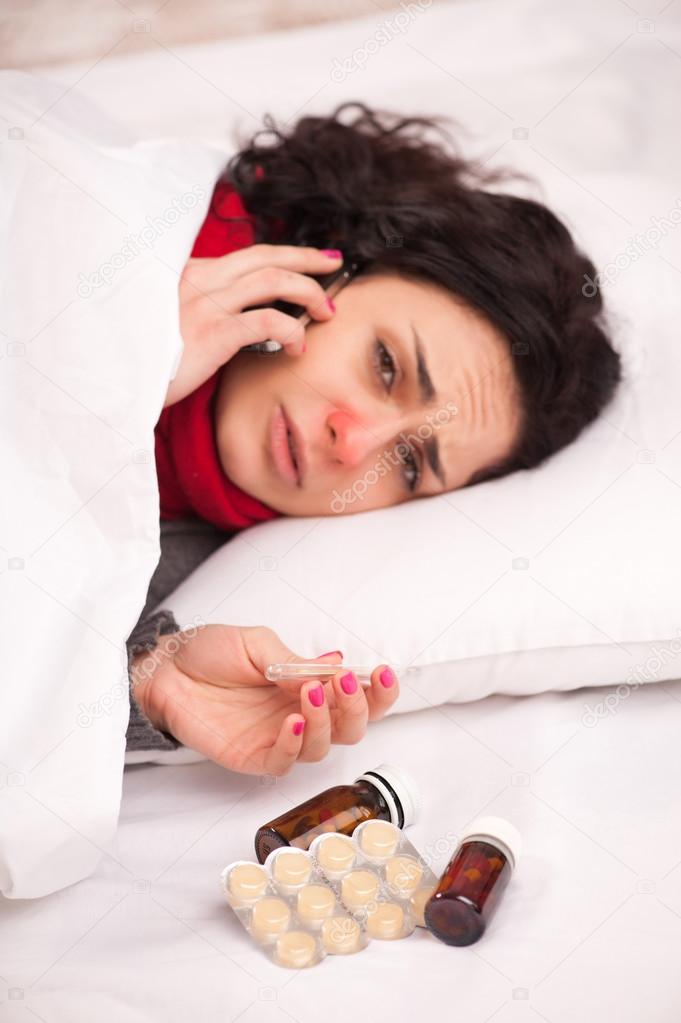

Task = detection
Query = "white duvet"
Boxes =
[0,72,226,899]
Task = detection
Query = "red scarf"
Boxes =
[154,176,282,530]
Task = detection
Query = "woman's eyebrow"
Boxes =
[412,322,437,403]
[411,322,446,488]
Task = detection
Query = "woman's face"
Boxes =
[215,270,521,516]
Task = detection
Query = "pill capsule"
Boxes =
[272,850,312,889]
[297,884,337,925]
[321,914,363,954]
[366,901,405,940]
[341,869,379,909]
[315,835,356,878]
[227,863,268,907]
[359,820,400,861]
[385,854,423,896]
[410,884,437,927]
[275,930,318,968]
[251,897,291,941]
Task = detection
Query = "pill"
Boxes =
[321,915,362,955]
[341,869,379,909]
[228,863,268,906]
[275,929,317,968]
[272,851,312,888]
[367,901,405,940]
[316,835,356,876]
[359,820,399,860]
[385,855,423,895]
[410,884,437,927]
[297,884,337,924]
[251,897,291,940]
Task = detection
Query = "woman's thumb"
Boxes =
[244,628,343,690]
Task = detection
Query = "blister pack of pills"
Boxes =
[310,819,439,939]
[220,846,369,969]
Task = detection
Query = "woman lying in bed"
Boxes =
[128,101,621,776]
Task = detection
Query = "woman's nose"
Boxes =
[326,408,391,468]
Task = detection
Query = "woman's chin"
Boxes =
[233,465,288,513]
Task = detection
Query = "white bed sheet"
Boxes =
[3,680,681,1021]
[3,0,681,1017]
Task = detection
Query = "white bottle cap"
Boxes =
[460,815,522,868]
[355,763,421,828]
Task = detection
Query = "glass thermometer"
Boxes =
[265,663,375,683]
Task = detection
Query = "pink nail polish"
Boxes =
[326,297,336,312]
[308,685,324,707]
[340,672,357,695]
[292,719,305,736]
[379,667,395,688]
[321,249,342,259]
[318,650,343,658]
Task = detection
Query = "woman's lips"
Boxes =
[284,407,307,485]
[270,405,304,487]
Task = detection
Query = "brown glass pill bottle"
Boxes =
[255,764,420,863]
[424,816,521,946]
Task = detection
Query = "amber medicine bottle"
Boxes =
[255,764,420,864]
[424,815,521,946]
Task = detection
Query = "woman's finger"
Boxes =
[328,670,369,745]
[365,664,399,722]
[297,679,332,763]
[208,266,337,325]
[180,245,343,295]
[263,713,306,777]
[189,302,307,360]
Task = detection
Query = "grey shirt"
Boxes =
[125,517,234,751]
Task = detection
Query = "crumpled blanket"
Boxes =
[0,71,226,898]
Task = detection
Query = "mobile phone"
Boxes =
[241,258,365,355]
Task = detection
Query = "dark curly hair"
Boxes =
[215,101,622,486]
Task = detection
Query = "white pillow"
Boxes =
[163,168,681,713]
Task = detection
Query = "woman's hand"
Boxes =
[130,624,399,776]
[165,245,343,407]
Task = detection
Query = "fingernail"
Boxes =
[318,650,343,658]
[301,342,307,353]
[340,672,357,695]
[326,297,336,313]
[292,719,305,736]
[308,684,324,707]
[379,667,395,688]
[321,249,342,259]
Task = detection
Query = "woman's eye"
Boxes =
[374,339,397,391]
[400,445,421,493]
[372,338,420,492]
